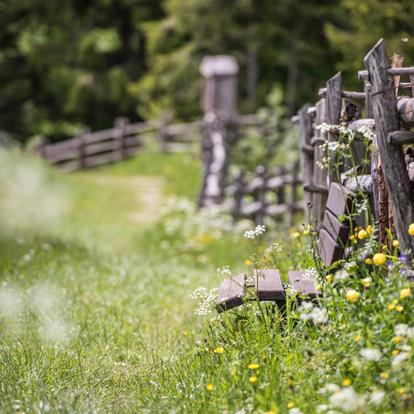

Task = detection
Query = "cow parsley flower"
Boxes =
[329,386,365,412]
[244,225,266,239]
[360,348,382,362]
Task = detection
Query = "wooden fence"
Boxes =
[38,113,262,172]
[293,39,414,255]
[225,162,303,226]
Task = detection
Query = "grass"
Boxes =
[1,149,414,413]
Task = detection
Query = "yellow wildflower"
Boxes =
[398,388,406,396]
[364,258,373,265]
[380,372,389,380]
[326,274,334,283]
[264,411,276,414]
[396,305,403,312]
[287,378,294,386]
[248,363,260,370]
[287,402,295,409]
[392,240,400,248]
[206,383,214,391]
[354,334,362,342]
[291,231,300,239]
[400,288,411,300]
[358,229,367,240]
[366,225,373,235]
[392,336,403,344]
[387,303,395,311]
[249,376,257,383]
[342,378,352,386]
[392,350,400,356]
[214,346,224,354]
[244,259,253,266]
[373,253,386,266]
[408,223,414,236]
[345,289,360,303]
[361,277,371,288]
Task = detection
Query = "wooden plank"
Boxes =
[253,269,285,303]
[317,228,344,266]
[397,97,414,127]
[364,39,414,254]
[325,182,355,217]
[216,273,245,312]
[287,270,319,297]
[46,148,80,163]
[388,130,414,145]
[83,140,119,156]
[322,209,349,243]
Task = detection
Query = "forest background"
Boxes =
[1,0,413,144]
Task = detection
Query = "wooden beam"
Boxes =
[364,39,414,254]
[387,130,414,145]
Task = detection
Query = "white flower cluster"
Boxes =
[244,225,266,239]
[298,301,328,324]
[334,269,349,281]
[395,323,414,338]
[217,266,232,279]
[265,242,283,255]
[303,268,318,281]
[319,384,384,413]
[190,286,218,316]
[359,348,382,362]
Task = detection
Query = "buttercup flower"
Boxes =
[206,383,214,391]
[248,363,260,370]
[400,288,411,299]
[408,223,414,236]
[249,375,257,383]
[346,289,360,303]
[213,346,224,354]
[373,253,386,266]
[357,229,367,240]
[393,240,400,248]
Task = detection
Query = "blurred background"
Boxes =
[1,0,414,145]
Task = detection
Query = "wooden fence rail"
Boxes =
[225,161,303,226]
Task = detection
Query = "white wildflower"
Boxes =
[369,389,385,406]
[217,266,232,279]
[329,386,365,412]
[334,269,349,281]
[265,242,283,255]
[391,352,409,368]
[303,268,318,281]
[360,348,382,362]
[310,307,329,324]
[395,323,414,338]
[316,404,328,413]
[244,224,266,239]
[289,408,303,414]
[190,287,207,299]
[285,284,298,297]
[319,383,340,394]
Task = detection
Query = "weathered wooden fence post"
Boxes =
[114,117,129,160]
[198,55,238,207]
[364,39,414,254]
[253,165,267,225]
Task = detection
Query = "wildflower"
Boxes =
[288,409,303,414]
[319,383,340,394]
[249,376,257,383]
[329,386,364,412]
[392,352,409,368]
[360,348,382,362]
[342,378,352,386]
[396,305,403,312]
[265,242,283,254]
[369,390,385,406]
[214,347,224,354]
[217,266,232,278]
[365,258,373,265]
[326,274,334,283]
[380,372,389,380]
[400,288,411,299]
[244,259,253,266]
[392,350,400,356]
[387,303,395,311]
[373,253,386,266]
[303,226,310,236]
[303,268,318,280]
[361,277,371,288]
[357,229,367,240]
[408,223,414,236]
[206,383,214,391]
[248,363,260,370]
[244,225,266,239]
[392,336,403,344]
[345,289,360,303]
[291,231,300,239]
[265,411,276,414]
[287,402,295,409]
[393,240,400,248]
[335,269,349,281]
[354,334,362,342]
[366,225,373,235]
[395,323,414,338]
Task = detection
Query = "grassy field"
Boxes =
[1,149,414,413]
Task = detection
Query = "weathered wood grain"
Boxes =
[387,130,414,145]
[287,270,319,297]
[325,182,355,217]
[317,228,344,266]
[216,273,245,312]
[364,39,414,254]
[253,269,285,303]
[322,209,350,243]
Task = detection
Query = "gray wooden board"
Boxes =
[326,182,355,217]
[287,270,319,297]
[253,269,285,302]
[318,228,344,266]
[322,208,350,244]
[216,273,245,312]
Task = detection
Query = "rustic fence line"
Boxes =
[293,38,414,255]
[37,112,263,172]
[225,162,303,226]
